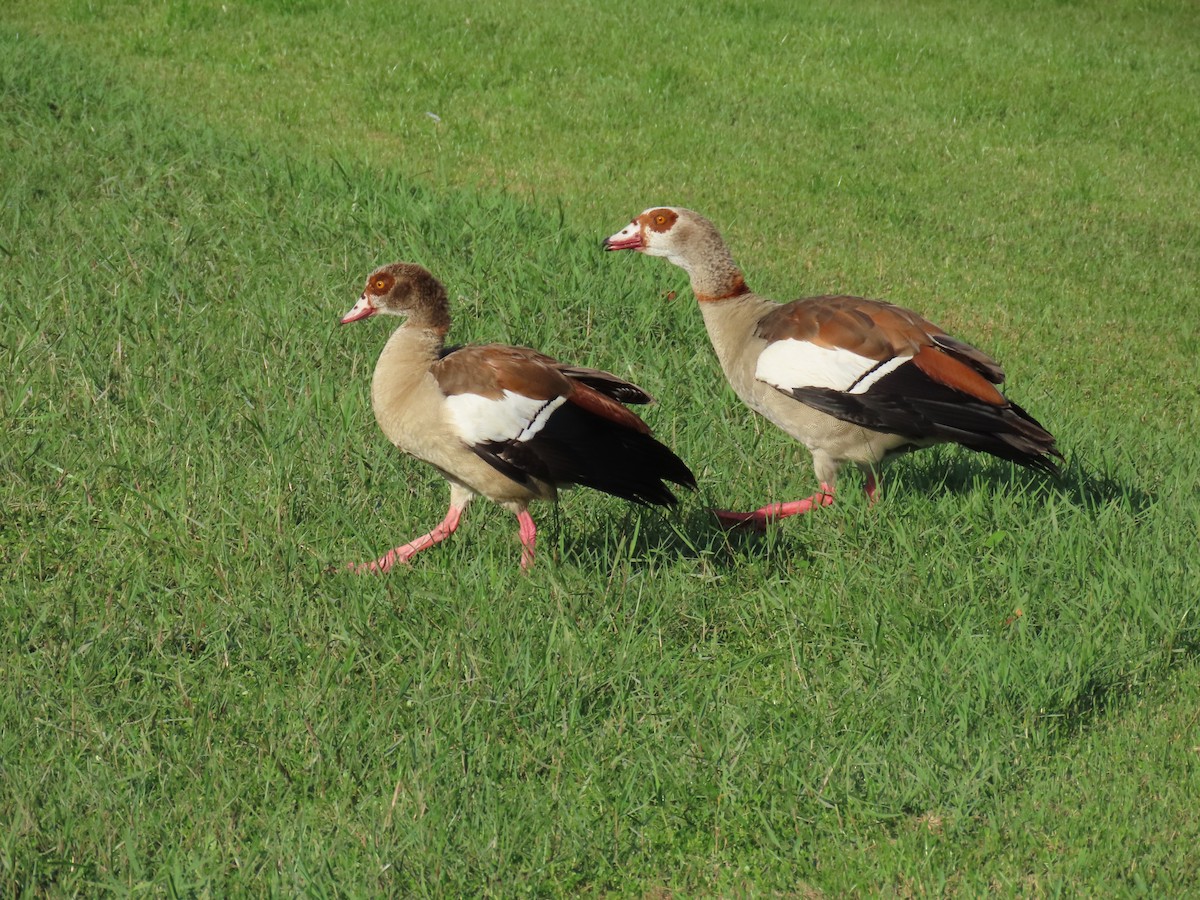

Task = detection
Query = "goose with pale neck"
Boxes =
[340,261,696,570]
[604,207,1060,528]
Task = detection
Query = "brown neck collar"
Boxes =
[695,276,751,303]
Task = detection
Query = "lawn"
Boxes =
[2,0,1199,894]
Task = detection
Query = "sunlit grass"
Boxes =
[2,4,1199,894]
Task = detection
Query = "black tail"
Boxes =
[475,403,696,505]
[789,382,1062,475]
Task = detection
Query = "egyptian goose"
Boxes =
[340,262,696,571]
[603,207,1060,528]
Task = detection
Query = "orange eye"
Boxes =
[655,214,666,225]
[374,279,387,291]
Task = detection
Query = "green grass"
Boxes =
[3,1,1199,894]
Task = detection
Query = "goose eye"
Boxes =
[655,214,666,225]
[374,279,387,291]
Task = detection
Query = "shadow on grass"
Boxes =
[549,496,819,574]
[901,448,1154,515]
[513,441,1153,575]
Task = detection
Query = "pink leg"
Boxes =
[864,469,878,503]
[517,510,537,571]
[349,505,463,574]
[713,483,836,531]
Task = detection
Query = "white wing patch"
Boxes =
[445,390,567,446]
[755,339,912,395]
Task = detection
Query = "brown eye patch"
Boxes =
[642,208,678,233]
[367,272,395,295]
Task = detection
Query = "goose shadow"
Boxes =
[548,445,1153,573]
[892,447,1153,515]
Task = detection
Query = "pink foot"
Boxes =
[517,510,537,571]
[347,506,463,574]
[712,484,836,531]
